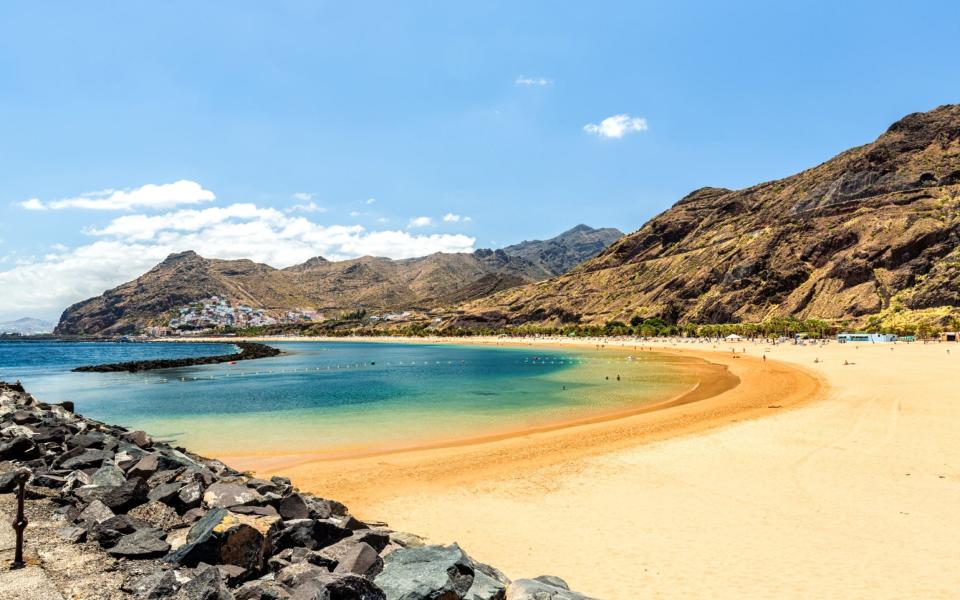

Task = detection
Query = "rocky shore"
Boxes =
[0,381,596,599]
[72,342,282,373]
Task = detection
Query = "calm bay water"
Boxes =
[0,340,697,457]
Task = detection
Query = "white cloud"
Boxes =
[286,201,325,214]
[19,180,216,211]
[407,216,434,228]
[443,213,471,223]
[366,198,376,205]
[515,76,551,86]
[583,114,649,139]
[18,198,47,211]
[349,211,361,217]
[0,203,476,321]
[292,192,315,202]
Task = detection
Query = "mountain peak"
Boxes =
[161,250,202,265]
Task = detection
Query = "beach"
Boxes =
[221,336,960,599]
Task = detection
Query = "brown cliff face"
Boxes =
[55,227,622,335]
[459,105,960,326]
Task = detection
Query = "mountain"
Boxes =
[455,105,960,327]
[0,317,55,335]
[502,225,624,276]
[55,225,623,335]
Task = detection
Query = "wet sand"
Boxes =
[220,336,959,598]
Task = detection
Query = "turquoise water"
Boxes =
[0,340,696,456]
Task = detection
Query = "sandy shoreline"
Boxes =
[183,335,960,598]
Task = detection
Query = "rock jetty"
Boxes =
[0,381,598,599]
[72,342,282,373]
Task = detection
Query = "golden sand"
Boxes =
[224,336,960,599]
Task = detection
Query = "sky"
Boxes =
[2,0,959,321]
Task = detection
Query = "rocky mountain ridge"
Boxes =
[0,317,55,335]
[456,104,960,327]
[55,225,622,335]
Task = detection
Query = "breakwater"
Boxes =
[72,342,281,373]
[0,380,597,599]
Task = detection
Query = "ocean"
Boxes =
[0,340,698,457]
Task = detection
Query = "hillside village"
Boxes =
[152,296,322,335]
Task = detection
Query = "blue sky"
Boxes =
[1,0,959,320]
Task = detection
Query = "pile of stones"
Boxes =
[0,381,596,599]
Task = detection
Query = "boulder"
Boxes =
[466,563,511,600]
[76,476,149,512]
[66,431,107,449]
[0,471,18,493]
[351,530,390,553]
[178,482,204,510]
[172,565,235,600]
[91,463,127,487]
[203,482,263,509]
[217,564,250,587]
[290,573,386,600]
[278,494,310,521]
[124,569,183,599]
[0,436,39,460]
[504,578,598,600]
[272,519,352,552]
[57,525,87,543]
[389,532,426,549]
[122,429,153,448]
[235,579,293,599]
[166,507,280,572]
[64,469,94,490]
[231,505,279,518]
[59,448,113,470]
[77,499,116,525]
[31,472,68,489]
[89,514,154,547]
[333,541,382,578]
[374,544,474,600]
[246,478,280,495]
[276,563,329,588]
[128,453,162,479]
[108,528,171,559]
[149,481,186,504]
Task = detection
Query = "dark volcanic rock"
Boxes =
[466,562,510,600]
[173,565,235,600]
[374,544,475,600]
[203,482,263,509]
[108,528,171,558]
[0,436,39,460]
[127,569,183,599]
[75,476,149,513]
[332,542,382,578]
[0,379,588,600]
[291,573,385,600]
[278,493,310,521]
[273,519,352,552]
[234,579,292,600]
[166,507,279,572]
[504,577,599,600]
[73,342,282,373]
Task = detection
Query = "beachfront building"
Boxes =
[940,332,959,342]
[836,332,898,343]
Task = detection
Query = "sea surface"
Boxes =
[0,340,698,457]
